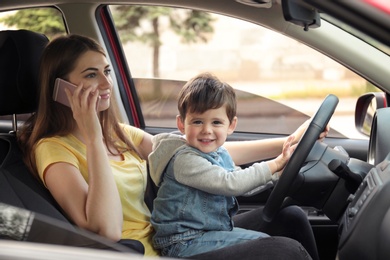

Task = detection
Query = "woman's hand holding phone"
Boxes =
[53,78,100,111]
[54,78,103,143]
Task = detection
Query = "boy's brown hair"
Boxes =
[177,72,237,123]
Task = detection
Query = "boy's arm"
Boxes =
[173,152,275,196]
[174,136,295,196]
[224,119,328,165]
[224,137,286,166]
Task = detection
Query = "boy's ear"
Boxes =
[176,115,185,134]
[227,116,238,135]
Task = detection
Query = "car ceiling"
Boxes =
[303,0,390,47]
[1,0,390,94]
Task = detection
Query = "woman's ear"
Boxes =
[176,115,185,134]
[227,116,238,135]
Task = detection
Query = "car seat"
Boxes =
[0,30,144,254]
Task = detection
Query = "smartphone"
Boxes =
[53,78,76,107]
[53,78,100,110]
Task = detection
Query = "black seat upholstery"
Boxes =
[0,136,69,222]
[0,30,144,254]
[0,30,66,219]
[0,30,47,134]
[0,30,46,117]
[0,30,58,214]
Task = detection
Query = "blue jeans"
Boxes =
[188,205,315,260]
[161,227,269,258]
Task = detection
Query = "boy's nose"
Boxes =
[201,124,212,134]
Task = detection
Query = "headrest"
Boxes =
[0,30,49,116]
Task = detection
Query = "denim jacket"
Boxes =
[148,133,275,249]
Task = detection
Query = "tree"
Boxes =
[112,6,215,78]
[0,6,215,79]
[0,8,66,39]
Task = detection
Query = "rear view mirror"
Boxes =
[355,92,387,136]
[282,0,320,31]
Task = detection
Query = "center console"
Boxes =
[337,156,390,260]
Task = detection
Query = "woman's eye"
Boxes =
[86,73,96,78]
[104,69,111,76]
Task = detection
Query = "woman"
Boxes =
[18,34,324,259]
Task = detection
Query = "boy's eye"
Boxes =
[192,120,203,125]
[213,121,223,125]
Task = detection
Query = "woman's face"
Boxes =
[67,50,113,112]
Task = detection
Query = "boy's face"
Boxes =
[177,106,237,154]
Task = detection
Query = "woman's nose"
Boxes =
[98,75,112,89]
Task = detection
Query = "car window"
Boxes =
[109,5,380,139]
[0,8,66,38]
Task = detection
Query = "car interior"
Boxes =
[1,0,390,259]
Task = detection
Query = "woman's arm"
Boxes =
[137,131,153,160]
[44,153,123,241]
[43,84,123,241]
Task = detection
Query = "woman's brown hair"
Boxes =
[18,34,137,178]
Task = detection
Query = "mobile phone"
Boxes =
[53,78,76,107]
[53,78,100,110]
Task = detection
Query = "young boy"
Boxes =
[148,72,296,258]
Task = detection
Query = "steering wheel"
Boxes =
[263,94,339,222]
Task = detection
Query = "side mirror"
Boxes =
[355,92,387,136]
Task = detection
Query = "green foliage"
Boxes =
[112,6,215,45]
[170,10,214,43]
[0,6,214,77]
[0,8,66,39]
[112,6,215,77]
[273,82,373,100]
[365,81,380,92]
